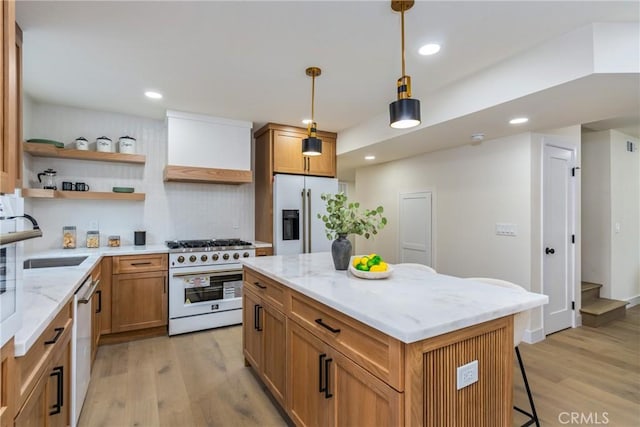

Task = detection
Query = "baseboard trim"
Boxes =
[625,295,640,308]
[523,327,545,344]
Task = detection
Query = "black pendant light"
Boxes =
[302,67,323,156]
[389,0,421,129]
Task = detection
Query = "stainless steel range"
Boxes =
[167,239,255,335]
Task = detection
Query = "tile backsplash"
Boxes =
[23,101,255,253]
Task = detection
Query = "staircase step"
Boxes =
[580,298,628,327]
[581,281,603,305]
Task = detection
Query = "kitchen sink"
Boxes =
[23,256,88,269]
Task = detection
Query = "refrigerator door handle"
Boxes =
[307,189,312,253]
[301,189,307,253]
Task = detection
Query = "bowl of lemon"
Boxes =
[349,254,393,279]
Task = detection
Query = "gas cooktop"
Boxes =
[166,238,254,252]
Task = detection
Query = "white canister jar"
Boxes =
[118,136,136,154]
[96,136,113,152]
[75,137,89,150]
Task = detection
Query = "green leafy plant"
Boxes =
[318,192,388,240]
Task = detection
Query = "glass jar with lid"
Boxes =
[63,226,76,249]
[86,230,100,248]
[108,235,121,247]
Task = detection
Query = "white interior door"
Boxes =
[399,192,433,266]
[543,144,575,334]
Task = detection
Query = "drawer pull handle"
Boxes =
[318,353,327,393]
[315,318,340,334]
[44,327,64,345]
[254,281,267,289]
[96,289,102,314]
[324,357,333,399]
[49,366,64,415]
[256,305,263,331]
[131,261,153,266]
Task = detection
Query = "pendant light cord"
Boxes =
[311,74,315,122]
[401,4,406,77]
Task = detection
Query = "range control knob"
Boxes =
[223,253,230,260]
[243,252,250,258]
[189,255,197,263]
[212,254,219,261]
[201,255,208,262]
[233,253,240,260]
[177,256,185,263]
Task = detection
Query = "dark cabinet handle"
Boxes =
[49,366,64,415]
[254,281,267,289]
[324,358,333,399]
[131,261,153,266]
[318,353,327,393]
[44,327,64,345]
[254,304,259,330]
[545,247,555,255]
[315,318,341,334]
[256,305,263,331]
[96,290,102,314]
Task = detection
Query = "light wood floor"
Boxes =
[80,307,639,426]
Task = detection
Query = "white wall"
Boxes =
[581,129,640,303]
[22,102,255,253]
[354,133,533,288]
[609,130,640,302]
[582,130,612,296]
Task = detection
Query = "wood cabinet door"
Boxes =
[330,348,403,427]
[91,279,102,366]
[307,136,336,177]
[46,341,71,427]
[262,303,286,407]
[13,375,46,427]
[1,0,17,194]
[0,340,15,427]
[111,271,168,333]
[273,129,305,174]
[242,289,262,371]
[287,322,331,427]
[99,257,112,335]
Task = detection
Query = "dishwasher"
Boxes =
[72,274,99,426]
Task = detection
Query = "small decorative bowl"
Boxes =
[348,256,393,280]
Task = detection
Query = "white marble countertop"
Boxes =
[14,244,168,356]
[241,252,548,344]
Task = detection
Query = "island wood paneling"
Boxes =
[404,316,513,426]
[0,339,16,427]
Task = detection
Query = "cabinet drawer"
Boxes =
[243,268,286,311]
[112,253,168,274]
[289,291,404,391]
[255,247,273,257]
[17,300,73,408]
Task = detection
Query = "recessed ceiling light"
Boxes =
[302,119,312,125]
[509,117,529,125]
[145,91,163,99]
[418,43,441,56]
[364,155,376,160]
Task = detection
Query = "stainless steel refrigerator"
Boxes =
[273,174,338,255]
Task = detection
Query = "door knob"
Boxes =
[545,247,555,255]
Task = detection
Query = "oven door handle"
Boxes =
[172,269,242,278]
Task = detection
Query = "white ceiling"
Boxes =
[16,0,640,180]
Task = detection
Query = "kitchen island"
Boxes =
[242,252,547,426]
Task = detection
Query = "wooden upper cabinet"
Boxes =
[255,123,337,178]
[1,0,18,194]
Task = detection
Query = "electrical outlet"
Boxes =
[456,360,478,390]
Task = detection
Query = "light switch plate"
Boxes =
[496,223,517,236]
[457,360,478,390]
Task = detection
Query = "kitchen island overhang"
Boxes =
[241,252,548,426]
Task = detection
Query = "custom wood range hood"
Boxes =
[164,110,253,184]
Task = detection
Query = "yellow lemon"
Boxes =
[369,253,377,259]
[370,265,386,272]
[352,257,362,268]
[378,261,388,270]
[360,256,369,265]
